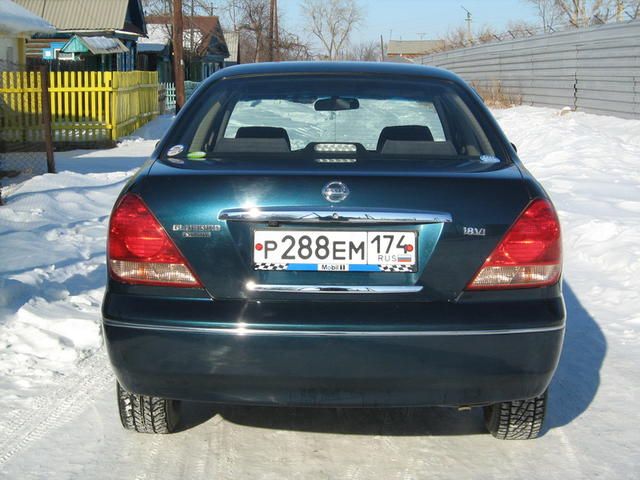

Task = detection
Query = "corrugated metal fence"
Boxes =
[418,21,640,118]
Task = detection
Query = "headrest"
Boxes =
[235,126,291,149]
[376,125,434,151]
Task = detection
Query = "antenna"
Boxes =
[461,5,473,40]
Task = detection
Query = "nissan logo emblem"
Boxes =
[322,181,350,203]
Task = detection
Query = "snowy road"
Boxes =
[1,108,639,479]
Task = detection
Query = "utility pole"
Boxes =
[380,34,384,62]
[268,0,278,61]
[268,0,275,61]
[274,0,279,61]
[189,0,194,55]
[40,65,55,173]
[173,0,185,112]
[461,5,472,41]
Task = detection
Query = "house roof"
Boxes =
[61,35,129,55]
[14,0,146,36]
[145,15,229,59]
[223,31,239,63]
[0,0,55,37]
[387,40,444,56]
[137,42,167,53]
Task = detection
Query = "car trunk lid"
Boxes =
[137,159,529,302]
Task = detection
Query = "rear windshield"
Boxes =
[166,75,507,164]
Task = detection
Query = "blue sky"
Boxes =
[277,0,541,44]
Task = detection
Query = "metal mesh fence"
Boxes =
[0,150,47,190]
[0,61,53,204]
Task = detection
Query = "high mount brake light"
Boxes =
[107,194,201,287]
[466,199,562,290]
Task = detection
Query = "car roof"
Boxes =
[206,61,464,85]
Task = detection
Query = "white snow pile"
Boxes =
[0,0,55,36]
[0,116,171,409]
[494,107,640,343]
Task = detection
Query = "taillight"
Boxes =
[107,194,201,287]
[466,199,562,290]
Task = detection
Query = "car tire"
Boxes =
[117,381,181,434]
[483,389,547,440]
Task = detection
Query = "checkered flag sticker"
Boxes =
[254,263,288,271]
[378,264,415,272]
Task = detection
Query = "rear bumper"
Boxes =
[103,294,565,407]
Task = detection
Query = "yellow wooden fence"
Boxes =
[0,70,159,145]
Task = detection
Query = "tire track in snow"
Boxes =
[132,435,164,480]
[0,350,113,467]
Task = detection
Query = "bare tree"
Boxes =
[623,0,640,18]
[505,20,539,37]
[141,0,170,15]
[220,0,242,30]
[237,0,270,62]
[218,0,312,63]
[476,25,499,44]
[344,40,381,61]
[302,0,363,60]
[553,0,617,27]
[278,31,314,60]
[442,26,470,50]
[141,0,216,16]
[526,0,563,31]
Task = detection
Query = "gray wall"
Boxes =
[418,21,640,118]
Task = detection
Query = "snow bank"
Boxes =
[0,116,171,408]
[494,107,640,344]
[0,0,55,36]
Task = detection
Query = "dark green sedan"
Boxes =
[103,62,564,440]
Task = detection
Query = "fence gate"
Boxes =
[161,81,201,113]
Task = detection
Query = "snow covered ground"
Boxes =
[0,107,639,479]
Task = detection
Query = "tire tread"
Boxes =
[116,382,179,434]
[484,390,547,440]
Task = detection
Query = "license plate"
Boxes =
[253,230,417,272]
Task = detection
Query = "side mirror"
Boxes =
[510,142,517,153]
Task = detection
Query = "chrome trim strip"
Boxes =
[103,319,565,337]
[218,207,452,224]
[246,283,423,294]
